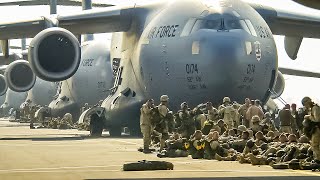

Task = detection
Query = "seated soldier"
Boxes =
[238,139,258,164]
[231,131,250,152]
[217,119,227,135]
[251,115,262,135]
[255,131,268,146]
[203,131,220,159]
[157,132,189,158]
[188,130,205,159]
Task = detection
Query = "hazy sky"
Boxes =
[0,0,319,107]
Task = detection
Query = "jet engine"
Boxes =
[0,74,8,96]
[270,71,285,99]
[29,27,81,82]
[4,60,36,92]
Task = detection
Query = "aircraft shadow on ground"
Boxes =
[86,177,320,180]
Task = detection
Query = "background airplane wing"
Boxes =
[0,0,113,7]
[0,5,134,40]
[279,67,320,78]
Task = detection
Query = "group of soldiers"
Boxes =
[139,95,320,170]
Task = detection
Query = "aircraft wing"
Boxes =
[248,2,320,59]
[279,67,320,78]
[0,0,113,7]
[0,5,134,40]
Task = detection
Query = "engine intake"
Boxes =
[29,27,81,82]
[270,71,285,99]
[0,74,8,96]
[4,60,36,92]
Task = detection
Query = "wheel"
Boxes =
[90,114,103,137]
[109,126,122,137]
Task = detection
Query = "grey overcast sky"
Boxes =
[0,0,319,107]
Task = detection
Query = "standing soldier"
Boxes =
[175,102,195,139]
[246,99,264,128]
[140,99,154,153]
[206,102,219,123]
[279,104,295,134]
[218,97,231,111]
[238,98,251,127]
[302,97,320,165]
[29,106,36,129]
[158,95,170,151]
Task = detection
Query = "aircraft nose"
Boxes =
[196,31,246,62]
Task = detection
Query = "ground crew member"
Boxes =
[140,99,154,153]
[302,97,320,164]
[29,105,36,129]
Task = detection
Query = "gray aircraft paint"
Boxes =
[0,94,5,106]
[1,88,27,115]
[24,77,58,106]
[101,0,277,130]
[49,40,114,120]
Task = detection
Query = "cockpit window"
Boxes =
[188,17,258,37]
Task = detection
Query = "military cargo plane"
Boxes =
[1,0,320,135]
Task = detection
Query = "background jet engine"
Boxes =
[270,71,285,99]
[4,60,36,92]
[29,27,81,82]
[0,74,8,96]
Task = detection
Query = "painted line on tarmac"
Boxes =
[111,139,140,145]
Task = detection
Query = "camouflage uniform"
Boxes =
[140,100,154,152]
[302,97,320,163]
[175,102,195,139]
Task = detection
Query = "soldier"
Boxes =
[246,99,264,128]
[206,102,219,123]
[251,115,262,134]
[219,102,237,130]
[140,99,154,153]
[302,97,320,165]
[158,95,170,152]
[279,104,295,134]
[189,130,205,159]
[157,133,189,158]
[175,102,195,139]
[81,103,90,114]
[29,105,36,129]
[218,97,231,111]
[193,107,206,130]
[64,113,73,127]
[262,112,278,132]
[238,98,251,127]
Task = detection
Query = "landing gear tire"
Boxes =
[109,127,122,137]
[90,114,103,137]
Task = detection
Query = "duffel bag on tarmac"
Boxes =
[123,160,174,171]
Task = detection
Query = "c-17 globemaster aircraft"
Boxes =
[1,0,320,135]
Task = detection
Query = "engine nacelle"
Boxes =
[29,27,81,82]
[270,71,285,99]
[0,74,8,96]
[4,60,36,92]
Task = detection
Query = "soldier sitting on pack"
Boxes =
[157,132,189,158]
[238,139,259,164]
[188,130,205,159]
[174,102,195,139]
[231,130,250,152]
[201,119,214,135]
[251,115,262,135]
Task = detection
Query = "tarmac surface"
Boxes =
[0,118,320,180]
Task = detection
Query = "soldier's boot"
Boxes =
[143,146,152,154]
[160,139,165,152]
[249,154,260,165]
[238,155,246,164]
[215,154,223,161]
